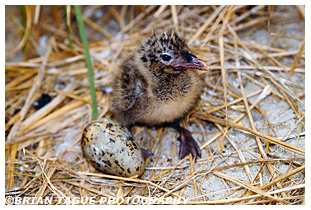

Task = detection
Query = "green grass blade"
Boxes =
[74,5,98,120]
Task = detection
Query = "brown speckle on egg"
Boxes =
[106,123,113,129]
[109,138,116,143]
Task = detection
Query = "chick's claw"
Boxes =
[177,128,202,159]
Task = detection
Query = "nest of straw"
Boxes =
[5,5,305,205]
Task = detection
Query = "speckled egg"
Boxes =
[81,118,145,177]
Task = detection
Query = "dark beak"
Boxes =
[173,57,209,71]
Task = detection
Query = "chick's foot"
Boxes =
[172,123,202,159]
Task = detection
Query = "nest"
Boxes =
[5,5,305,205]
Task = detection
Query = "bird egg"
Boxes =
[81,118,145,177]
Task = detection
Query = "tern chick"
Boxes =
[109,29,209,159]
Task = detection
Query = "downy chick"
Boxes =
[109,29,209,159]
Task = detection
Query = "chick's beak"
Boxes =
[173,57,209,71]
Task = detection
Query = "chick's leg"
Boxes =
[171,122,202,159]
[141,148,153,160]
[128,125,153,160]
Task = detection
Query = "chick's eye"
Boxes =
[160,54,171,62]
